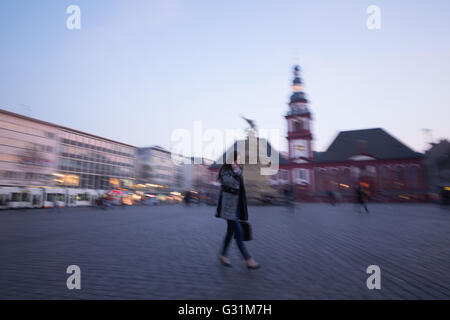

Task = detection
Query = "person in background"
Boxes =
[356,185,369,213]
[283,185,290,206]
[184,191,191,206]
[283,184,295,211]
[440,186,450,207]
[327,190,336,206]
[53,195,59,212]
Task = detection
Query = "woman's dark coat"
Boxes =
[216,167,249,221]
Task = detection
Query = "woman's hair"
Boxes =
[217,151,239,182]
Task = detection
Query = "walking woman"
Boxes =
[216,152,260,270]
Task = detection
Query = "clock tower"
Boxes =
[286,65,313,163]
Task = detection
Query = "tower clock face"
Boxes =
[292,140,308,160]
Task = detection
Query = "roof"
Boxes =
[425,139,450,157]
[290,92,308,104]
[209,138,291,169]
[316,128,423,163]
[0,108,136,148]
[313,152,326,161]
[138,146,171,154]
[190,157,214,165]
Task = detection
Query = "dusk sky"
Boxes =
[1,0,449,158]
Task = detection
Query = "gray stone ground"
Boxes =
[0,203,449,300]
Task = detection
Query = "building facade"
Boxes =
[0,109,59,187]
[0,109,137,190]
[280,66,427,202]
[137,146,176,189]
[57,129,137,190]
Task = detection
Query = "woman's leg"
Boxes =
[364,202,369,213]
[221,220,234,257]
[231,220,252,260]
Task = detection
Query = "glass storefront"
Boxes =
[57,131,137,190]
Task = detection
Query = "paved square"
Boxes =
[0,204,449,300]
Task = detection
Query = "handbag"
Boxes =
[239,221,253,242]
[221,185,239,195]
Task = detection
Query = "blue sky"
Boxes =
[1,0,449,158]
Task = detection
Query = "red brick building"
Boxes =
[272,66,427,203]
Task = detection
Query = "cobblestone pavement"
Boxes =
[0,203,449,300]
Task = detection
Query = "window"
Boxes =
[77,193,90,201]
[329,169,339,190]
[380,166,390,189]
[351,167,360,180]
[22,192,30,202]
[294,120,303,132]
[408,165,420,189]
[316,169,326,191]
[365,165,376,177]
[343,168,351,186]
[46,132,55,139]
[394,166,405,188]
[0,195,8,206]
[295,169,307,182]
[5,171,19,179]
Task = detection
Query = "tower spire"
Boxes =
[285,65,313,162]
[293,65,303,92]
[290,65,308,104]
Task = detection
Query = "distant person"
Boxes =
[283,184,295,211]
[262,194,272,206]
[327,190,336,206]
[216,151,260,270]
[98,196,106,210]
[53,197,59,212]
[356,185,369,213]
[441,186,449,207]
[283,185,289,205]
[106,193,114,209]
[184,191,191,206]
